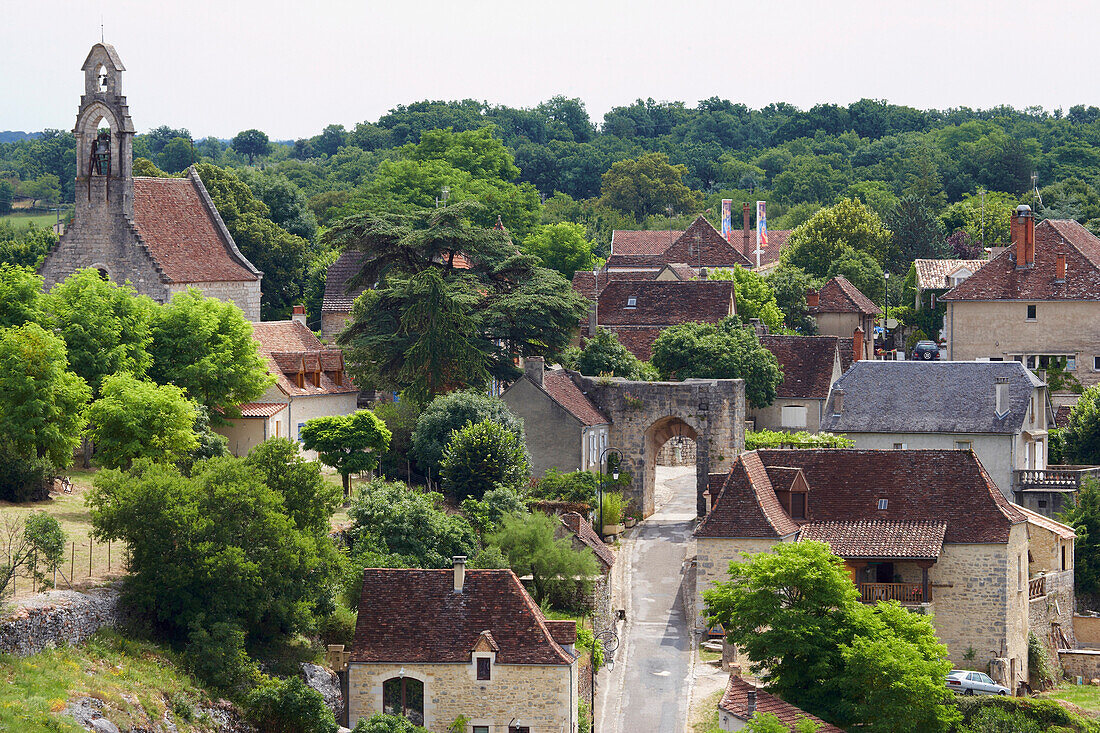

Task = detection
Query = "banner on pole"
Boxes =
[720,199,733,243]
[755,201,768,268]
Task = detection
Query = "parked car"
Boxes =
[913,340,941,360]
[945,670,1010,696]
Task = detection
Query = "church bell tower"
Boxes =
[74,44,135,220]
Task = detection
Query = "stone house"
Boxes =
[1018,506,1076,663]
[39,44,262,320]
[750,335,850,433]
[581,279,737,360]
[216,314,358,458]
[556,512,616,631]
[717,674,843,732]
[695,448,1071,691]
[940,207,1100,392]
[347,559,579,732]
[912,258,987,310]
[807,276,880,361]
[819,361,1049,505]
[501,358,610,477]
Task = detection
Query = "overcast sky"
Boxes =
[3,0,1099,140]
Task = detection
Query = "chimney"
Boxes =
[1013,205,1035,269]
[524,356,545,387]
[995,376,1009,417]
[832,388,844,415]
[291,304,307,328]
[853,326,864,362]
[806,289,819,308]
[747,689,757,717]
[453,555,467,593]
[1056,253,1066,281]
[699,267,709,280]
[742,202,752,258]
[588,303,598,338]
[704,489,712,515]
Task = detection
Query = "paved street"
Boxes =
[598,466,697,733]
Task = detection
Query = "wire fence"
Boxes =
[4,537,126,602]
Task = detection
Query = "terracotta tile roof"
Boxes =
[595,280,735,327]
[132,172,261,283]
[837,339,856,373]
[760,335,839,400]
[663,263,699,280]
[322,250,368,314]
[250,320,358,397]
[746,228,792,269]
[542,370,609,426]
[764,466,803,493]
[351,568,575,665]
[1017,505,1076,539]
[662,216,753,268]
[914,259,988,291]
[697,449,1025,543]
[605,327,663,361]
[719,676,844,733]
[799,520,947,559]
[696,453,800,539]
[560,512,615,570]
[1055,405,1072,429]
[545,619,577,646]
[941,220,1100,302]
[611,229,683,255]
[570,268,660,300]
[235,402,288,418]
[810,276,881,315]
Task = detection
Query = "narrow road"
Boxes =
[598,466,697,733]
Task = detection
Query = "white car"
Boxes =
[945,670,1010,696]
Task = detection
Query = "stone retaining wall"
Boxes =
[0,587,124,657]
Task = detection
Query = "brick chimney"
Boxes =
[704,489,712,515]
[853,327,864,362]
[1012,205,1035,269]
[806,289,819,308]
[291,304,307,328]
[524,356,545,387]
[742,202,752,258]
[1056,253,1066,281]
[453,555,467,593]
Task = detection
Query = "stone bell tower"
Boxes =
[75,43,135,219]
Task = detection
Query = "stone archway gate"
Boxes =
[568,373,746,517]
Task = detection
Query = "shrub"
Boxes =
[0,449,54,502]
[245,675,337,733]
[411,390,525,477]
[352,714,430,733]
[371,398,421,479]
[460,486,528,535]
[600,492,624,529]
[440,420,530,501]
[530,468,631,506]
[182,621,261,695]
[746,429,854,450]
[316,605,357,648]
[1028,631,1054,689]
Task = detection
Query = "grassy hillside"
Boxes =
[0,630,244,732]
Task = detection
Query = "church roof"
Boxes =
[132,169,261,284]
[81,43,125,71]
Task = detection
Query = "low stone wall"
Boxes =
[0,587,124,657]
[1059,649,1100,681]
[1076,614,1100,648]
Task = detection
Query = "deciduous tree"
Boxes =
[87,373,199,470]
[299,410,392,497]
[440,420,530,501]
[0,264,46,328]
[598,152,701,218]
[708,266,785,332]
[782,198,892,278]
[489,511,599,606]
[576,327,645,378]
[410,390,524,478]
[521,222,597,280]
[231,129,271,165]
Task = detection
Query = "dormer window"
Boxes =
[626,297,637,309]
[877,498,889,510]
[790,493,806,520]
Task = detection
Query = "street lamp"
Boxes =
[883,272,890,356]
[597,447,622,536]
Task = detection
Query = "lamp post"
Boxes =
[883,271,890,356]
[597,447,622,535]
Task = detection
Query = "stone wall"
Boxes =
[168,279,261,323]
[41,213,169,300]
[1030,569,1076,663]
[322,311,351,342]
[347,660,577,733]
[695,537,785,629]
[0,587,124,657]
[1058,650,1100,681]
[1076,615,1100,648]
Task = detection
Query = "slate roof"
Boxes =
[811,275,881,315]
[560,512,615,570]
[351,568,575,665]
[914,259,987,291]
[542,370,609,426]
[798,520,948,559]
[941,220,1100,302]
[131,172,261,284]
[760,335,839,400]
[250,320,358,397]
[595,280,735,326]
[322,250,367,314]
[819,360,1042,435]
[696,449,1025,543]
[719,676,844,733]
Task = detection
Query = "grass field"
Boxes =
[0,630,228,732]
[1042,682,1100,715]
[0,211,62,229]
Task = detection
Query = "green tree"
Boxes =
[244,438,342,534]
[0,221,57,268]
[0,512,66,597]
[1059,385,1100,466]
[489,511,599,606]
[158,136,195,173]
[782,198,892,278]
[576,327,645,378]
[522,222,597,280]
[766,265,817,333]
[0,180,13,214]
[940,191,1016,247]
[45,268,156,396]
[148,288,272,418]
[0,264,46,328]
[20,173,60,208]
[651,318,782,408]
[599,152,702,218]
[827,248,885,306]
[132,157,170,177]
[87,373,199,470]
[410,390,525,478]
[440,420,530,501]
[0,322,90,467]
[244,675,337,733]
[886,195,947,272]
[299,410,392,497]
[708,266,785,332]
[1060,477,1100,597]
[231,129,271,165]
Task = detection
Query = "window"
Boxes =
[780,405,808,428]
[625,297,637,308]
[297,422,305,443]
[892,443,906,450]
[1038,500,1048,509]
[989,357,1004,362]
[509,727,530,733]
[275,420,281,438]
[955,441,972,451]
[1063,544,1068,571]
[877,498,889,510]
[1094,355,1100,372]
[790,493,806,520]
[1026,355,1037,370]
[383,677,424,726]
[1027,304,1037,320]
[476,656,491,681]
[1068,356,1077,371]
[474,728,489,733]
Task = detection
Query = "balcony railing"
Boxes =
[1014,466,1100,492]
[858,582,927,604]
[1029,575,1046,600]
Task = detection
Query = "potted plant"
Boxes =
[600,492,624,538]
[623,500,639,528]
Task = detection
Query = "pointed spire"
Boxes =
[494,215,506,231]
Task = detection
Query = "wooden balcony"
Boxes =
[858,582,928,604]
[1029,575,1046,600]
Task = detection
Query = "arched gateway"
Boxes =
[568,374,746,517]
